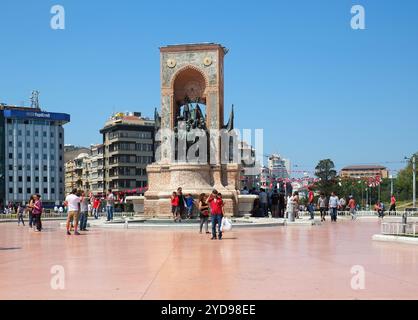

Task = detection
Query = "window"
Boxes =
[43,188,48,194]
[43,154,47,160]
[18,165,22,171]
[51,177,55,183]
[43,177,48,183]
[51,188,55,194]
[35,177,39,182]
[51,154,55,160]
[27,154,31,160]
[8,141,12,147]
[18,176,22,182]
[35,142,39,148]
[27,177,31,182]
[50,143,55,149]
[50,132,54,138]
[18,141,22,148]
[26,165,30,171]
[43,143,47,148]
[9,176,13,182]
[26,142,30,148]
[8,153,12,159]
[8,165,12,170]
[35,154,39,160]
[43,132,47,137]
[43,165,48,171]
[59,133,62,139]
[9,188,13,194]
[27,188,31,194]
[35,188,39,194]
[18,188,22,193]
[35,166,39,171]
[18,130,22,136]
[35,131,39,137]
[26,130,30,136]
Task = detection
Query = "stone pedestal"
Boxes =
[238,195,258,218]
[144,163,241,218]
[125,196,145,215]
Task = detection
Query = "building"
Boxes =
[340,165,389,179]
[64,144,104,196]
[0,104,70,207]
[268,154,291,179]
[100,112,155,192]
[239,141,261,189]
[64,144,91,163]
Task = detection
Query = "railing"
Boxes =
[299,210,418,217]
[381,222,417,237]
[0,211,136,221]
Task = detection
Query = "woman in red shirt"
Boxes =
[171,192,180,222]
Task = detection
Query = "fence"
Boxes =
[381,222,417,237]
[0,211,136,221]
[299,210,418,218]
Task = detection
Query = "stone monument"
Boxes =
[144,43,241,218]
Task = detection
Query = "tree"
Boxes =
[394,152,418,202]
[314,159,338,196]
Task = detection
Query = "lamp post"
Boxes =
[404,155,416,209]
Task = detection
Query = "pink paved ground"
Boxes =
[1,220,417,300]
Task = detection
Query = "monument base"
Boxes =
[144,163,241,218]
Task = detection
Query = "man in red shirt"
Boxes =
[348,196,357,220]
[389,195,397,213]
[208,190,224,240]
[308,189,315,220]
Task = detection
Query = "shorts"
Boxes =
[67,211,80,221]
[172,206,179,215]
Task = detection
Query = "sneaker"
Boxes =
[211,237,216,240]
[67,231,71,236]
[74,232,81,236]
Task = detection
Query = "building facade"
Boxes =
[268,154,291,179]
[0,105,70,207]
[340,165,389,179]
[100,112,155,193]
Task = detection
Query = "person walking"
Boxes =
[92,196,101,219]
[308,188,315,220]
[27,195,36,229]
[318,193,327,222]
[208,190,224,240]
[198,193,210,234]
[79,191,89,231]
[32,195,43,232]
[106,189,115,222]
[17,203,25,226]
[389,195,396,214]
[65,188,81,236]
[278,191,286,218]
[329,192,339,222]
[348,196,357,220]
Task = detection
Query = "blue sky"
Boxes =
[1,0,417,175]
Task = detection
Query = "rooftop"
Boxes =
[342,165,387,170]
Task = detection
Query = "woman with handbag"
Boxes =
[198,194,210,234]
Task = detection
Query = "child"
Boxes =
[185,194,195,219]
[171,192,180,222]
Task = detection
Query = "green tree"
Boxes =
[314,159,338,196]
[394,152,418,202]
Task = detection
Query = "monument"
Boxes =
[144,43,241,217]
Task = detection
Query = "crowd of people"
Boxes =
[171,187,225,240]
[242,186,398,222]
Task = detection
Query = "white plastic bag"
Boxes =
[221,217,232,232]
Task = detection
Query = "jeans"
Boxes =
[29,213,34,227]
[308,204,315,219]
[211,215,223,239]
[79,211,88,230]
[92,208,98,219]
[187,206,194,218]
[18,215,25,225]
[260,203,268,217]
[106,206,114,221]
[33,214,42,231]
[330,208,338,222]
[200,216,209,233]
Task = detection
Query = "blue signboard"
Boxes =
[2,109,70,122]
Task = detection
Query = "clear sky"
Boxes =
[1,0,417,175]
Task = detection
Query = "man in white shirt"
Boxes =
[65,188,81,235]
[106,189,115,222]
[329,192,339,223]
